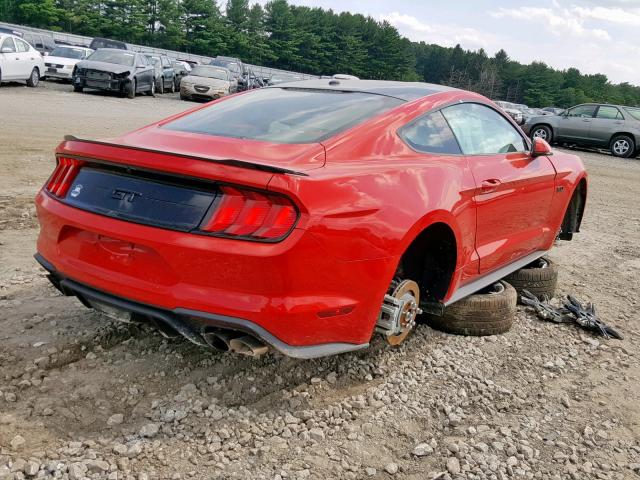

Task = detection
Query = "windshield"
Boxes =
[210,59,240,74]
[190,66,228,80]
[164,88,404,144]
[88,50,135,66]
[50,47,88,59]
[625,107,640,121]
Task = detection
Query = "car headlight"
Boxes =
[64,65,74,69]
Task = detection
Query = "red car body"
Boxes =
[35,80,587,358]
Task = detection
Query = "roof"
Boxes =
[269,79,457,101]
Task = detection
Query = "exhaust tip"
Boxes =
[229,335,269,357]
[202,330,242,352]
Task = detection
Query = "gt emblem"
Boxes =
[70,184,83,198]
[111,189,140,202]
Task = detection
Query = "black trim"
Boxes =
[34,254,368,359]
[63,135,309,177]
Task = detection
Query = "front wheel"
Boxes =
[610,135,635,158]
[26,67,40,87]
[531,125,552,143]
[126,79,136,99]
[147,79,156,97]
[73,85,83,93]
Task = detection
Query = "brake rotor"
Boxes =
[386,279,421,346]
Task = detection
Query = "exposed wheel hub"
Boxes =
[376,279,422,346]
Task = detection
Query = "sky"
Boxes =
[255,0,640,85]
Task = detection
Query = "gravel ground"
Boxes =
[0,80,639,480]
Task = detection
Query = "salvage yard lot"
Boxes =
[0,82,639,480]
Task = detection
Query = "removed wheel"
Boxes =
[610,134,635,158]
[427,281,516,336]
[504,256,558,300]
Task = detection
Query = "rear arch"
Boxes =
[396,222,457,303]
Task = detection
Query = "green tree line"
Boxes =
[2,0,639,107]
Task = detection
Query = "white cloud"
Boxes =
[379,11,504,51]
[492,6,611,40]
[573,5,640,26]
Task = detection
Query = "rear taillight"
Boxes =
[200,186,298,241]
[45,157,86,197]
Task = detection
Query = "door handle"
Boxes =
[480,179,501,193]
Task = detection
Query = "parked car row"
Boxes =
[1,30,304,100]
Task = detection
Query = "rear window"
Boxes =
[164,88,404,144]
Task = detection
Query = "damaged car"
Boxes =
[72,49,155,98]
[35,79,587,359]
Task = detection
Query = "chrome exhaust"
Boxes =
[202,330,242,352]
[229,335,269,357]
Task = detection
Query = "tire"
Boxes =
[180,93,187,101]
[504,257,558,300]
[26,67,39,87]
[531,125,552,143]
[147,79,156,97]
[427,281,516,336]
[73,85,83,93]
[169,78,175,93]
[610,134,635,158]
[126,79,136,99]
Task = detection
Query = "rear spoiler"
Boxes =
[62,135,309,177]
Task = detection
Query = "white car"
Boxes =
[0,33,44,87]
[44,46,93,80]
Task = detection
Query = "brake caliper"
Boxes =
[376,279,422,346]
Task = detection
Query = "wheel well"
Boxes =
[609,132,636,146]
[559,178,587,240]
[397,223,457,303]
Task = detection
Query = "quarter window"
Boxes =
[15,39,29,53]
[400,111,461,154]
[441,103,528,155]
[596,106,623,120]
[566,105,597,118]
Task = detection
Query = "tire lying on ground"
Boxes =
[503,256,558,300]
[427,281,516,336]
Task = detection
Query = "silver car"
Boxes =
[524,104,640,158]
[180,65,232,101]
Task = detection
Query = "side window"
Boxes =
[400,111,461,154]
[138,55,148,66]
[15,39,29,53]
[566,105,597,118]
[1,37,16,52]
[441,103,528,155]
[162,57,171,67]
[596,106,623,120]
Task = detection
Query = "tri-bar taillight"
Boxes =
[200,186,298,241]
[45,157,86,197]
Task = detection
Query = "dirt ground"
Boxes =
[0,81,639,480]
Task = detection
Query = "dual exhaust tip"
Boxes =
[202,330,269,357]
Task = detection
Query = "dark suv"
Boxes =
[524,104,640,158]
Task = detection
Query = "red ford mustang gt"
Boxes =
[35,79,587,358]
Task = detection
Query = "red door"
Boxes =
[467,152,556,272]
[441,102,557,273]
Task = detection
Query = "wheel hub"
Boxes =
[376,279,422,346]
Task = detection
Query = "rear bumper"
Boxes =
[35,254,366,359]
[35,191,394,353]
